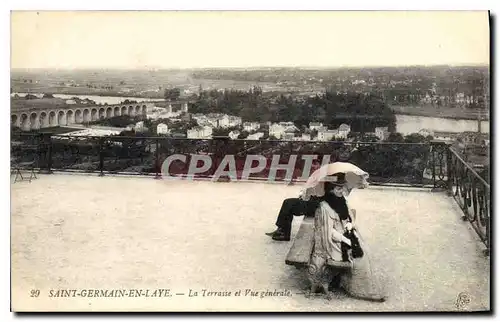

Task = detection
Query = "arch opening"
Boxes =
[11,114,18,127]
[75,110,83,123]
[91,109,98,121]
[58,111,67,126]
[49,111,57,127]
[30,113,39,130]
[20,114,29,131]
[98,108,105,119]
[66,110,75,124]
[39,112,48,128]
[83,109,90,123]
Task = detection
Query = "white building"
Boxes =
[217,114,231,128]
[246,132,264,140]
[227,115,242,128]
[243,122,260,132]
[187,125,213,139]
[282,129,296,141]
[229,130,241,139]
[375,126,389,141]
[203,113,242,128]
[279,121,296,128]
[270,122,299,139]
[157,123,169,135]
[309,122,324,131]
[337,124,351,139]
[301,133,311,141]
[455,92,466,105]
[317,129,339,141]
[134,121,146,133]
[269,123,285,139]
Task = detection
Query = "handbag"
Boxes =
[341,224,364,261]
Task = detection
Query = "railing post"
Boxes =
[430,140,449,192]
[484,195,491,256]
[37,133,45,172]
[213,136,230,182]
[154,138,161,179]
[39,133,53,174]
[98,137,105,177]
[446,145,453,196]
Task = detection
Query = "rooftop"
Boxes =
[11,174,489,312]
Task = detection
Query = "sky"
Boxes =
[10,11,490,69]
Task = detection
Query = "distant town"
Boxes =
[10,66,490,172]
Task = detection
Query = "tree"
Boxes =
[43,93,54,98]
[404,133,427,143]
[238,130,249,139]
[385,132,404,143]
[164,88,181,101]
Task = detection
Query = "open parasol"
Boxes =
[301,162,369,199]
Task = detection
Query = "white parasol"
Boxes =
[300,162,369,199]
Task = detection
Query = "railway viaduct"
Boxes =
[11,101,189,131]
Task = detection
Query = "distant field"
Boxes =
[11,69,286,98]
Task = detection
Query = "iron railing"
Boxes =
[12,133,434,186]
[11,133,490,254]
[448,147,491,255]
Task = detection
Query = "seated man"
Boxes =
[265,194,321,241]
[266,158,325,241]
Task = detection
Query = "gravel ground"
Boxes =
[11,174,490,312]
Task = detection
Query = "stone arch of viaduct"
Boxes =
[11,103,154,131]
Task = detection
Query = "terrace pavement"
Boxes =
[11,174,490,311]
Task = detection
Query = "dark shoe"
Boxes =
[271,230,290,241]
[265,229,279,237]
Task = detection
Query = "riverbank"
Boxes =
[390,105,489,121]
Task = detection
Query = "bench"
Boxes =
[285,210,357,271]
[285,216,315,268]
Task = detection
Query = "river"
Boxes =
[12,92,490,135]
[395,114,489,135]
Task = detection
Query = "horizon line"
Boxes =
[11,63,490,71]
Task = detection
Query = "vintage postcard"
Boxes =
[10,11,490,312]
